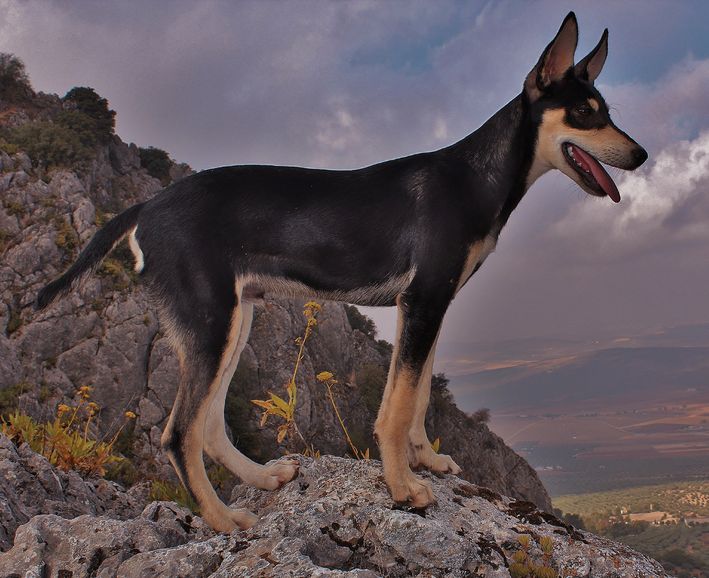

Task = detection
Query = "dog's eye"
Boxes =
[574,105,593,116]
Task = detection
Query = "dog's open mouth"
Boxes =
[562,142,620,203]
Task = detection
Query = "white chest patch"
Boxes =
[455,235,497,294]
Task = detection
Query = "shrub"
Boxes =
[56,110,103,149]
[1,386,136,477]
[63,87,115,142]
[5,120,92,167]
[356,363,387,413]
[0,53,33,103]
[344,304,377,339]
[139,146,171,184]
[0,381,31,415]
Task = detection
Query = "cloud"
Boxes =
[601,57,709,153]
[550,130,709,258]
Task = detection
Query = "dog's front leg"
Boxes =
[374,290,448,507]
[407,344,462,475]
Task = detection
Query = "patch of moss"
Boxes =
[0,381,32,416]
[53,215,78,256]
[6,307,22,336]
[4,200,24,217]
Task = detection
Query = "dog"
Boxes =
[36,12,647,532]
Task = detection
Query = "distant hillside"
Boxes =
[450,345,709,413]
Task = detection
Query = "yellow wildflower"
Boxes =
[316,371,334,382]
[78,385,93,399]
[124,410,137,420]
[57,403,71,415]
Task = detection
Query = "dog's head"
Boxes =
[525,12,647,202]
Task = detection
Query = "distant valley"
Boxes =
[438,324,709,496]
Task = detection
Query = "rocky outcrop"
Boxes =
[0,433,147,552]
[0,440,668,577]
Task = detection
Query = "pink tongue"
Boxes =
[571,144,621,203]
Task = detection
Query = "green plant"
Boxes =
[150,479,199,512]
[316,371,369,460]
[54,215,78,255]
[343,304,377,338]
[4,200,24,216]
[0,138,19,155]
[1,385,136,477]
[139,146,172,184]
[0,53,33,102]
[98,257,133,291]
[55,110,103,149]
[63,86,115,142]
[508,534,557,578]
[356,363,387,414]
[0,381,31,415]
[4,120,92,167]
[5,307,22,335]
[252,302,322,448]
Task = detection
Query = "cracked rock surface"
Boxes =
[0,447,668,577]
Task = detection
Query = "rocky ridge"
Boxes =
[0,434,669,577]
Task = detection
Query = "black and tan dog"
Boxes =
[37,13,647,531]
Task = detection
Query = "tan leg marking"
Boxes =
[162,291,257,532]
[407,340,462,475]
[374,296,435,508]
[203,300,298,490]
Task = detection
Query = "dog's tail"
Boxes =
[36,202,144,311]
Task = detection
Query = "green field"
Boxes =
[554,481,709,577]
[554,480,709,518]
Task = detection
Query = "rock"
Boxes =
[109,135,142,175]
[0,433,146,551]
[0,502,212,577]
[0,450,669,577]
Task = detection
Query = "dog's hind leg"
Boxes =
[374,289,449,507]
[203,300,299,490]
[160,280,257,532]
[406,342,462,475]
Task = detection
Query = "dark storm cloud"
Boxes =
[1,0,708,347]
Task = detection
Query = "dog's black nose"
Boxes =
[632,146,648,167]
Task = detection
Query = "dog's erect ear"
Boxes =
[574,28,608,83]
[525,12,578,100]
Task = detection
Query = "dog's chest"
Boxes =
[455,235,497,293]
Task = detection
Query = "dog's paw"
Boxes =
[207,507,258,533]
[390,473,435,508]
[259,459,299,490]
[424,453,462,475]
[410,446,462,475]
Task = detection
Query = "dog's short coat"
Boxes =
[37,13,647,531]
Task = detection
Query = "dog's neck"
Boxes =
[449,94,541,231]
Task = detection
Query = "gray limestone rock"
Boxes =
[0,433,147,551]
[0,450,669,577]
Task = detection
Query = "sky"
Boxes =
[2,0,708,365]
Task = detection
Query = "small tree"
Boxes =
[139,146,172,184]
[63,87,115,142]
[0,53,33,103]
[343,304,377,339]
